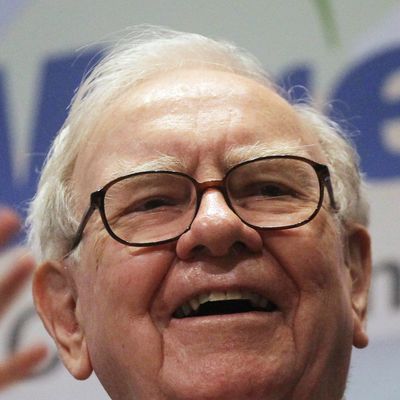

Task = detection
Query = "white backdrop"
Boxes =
[0,1,399,399]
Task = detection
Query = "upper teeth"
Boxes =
[177,290,271,317]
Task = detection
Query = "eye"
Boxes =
[119,197,177,215]
[259,183,292,197]
[128,197,177,213]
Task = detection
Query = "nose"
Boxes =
[176,189,263,259]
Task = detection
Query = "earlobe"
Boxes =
[33,260,93,379]
[345,224,372,349]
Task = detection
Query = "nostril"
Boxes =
[232,242,248,253]
[190,242,247,258]
[175,197,263,259]
[191,245,207,256]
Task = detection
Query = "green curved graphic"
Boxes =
[313,0,339,45]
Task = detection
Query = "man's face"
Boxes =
[49,69,369,399]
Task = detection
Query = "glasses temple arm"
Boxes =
[323,175,339,211]
[69,201,97,252]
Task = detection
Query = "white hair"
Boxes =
[26,25,369,264]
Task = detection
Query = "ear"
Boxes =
[33,260,92,379]
[345,224,372,349]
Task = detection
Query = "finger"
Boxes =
[0,254,35,318]
[0,208,21,247]
[0,344,48,390]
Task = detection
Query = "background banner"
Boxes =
[0,1,399,399]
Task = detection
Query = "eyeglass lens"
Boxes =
[103,158,322,245]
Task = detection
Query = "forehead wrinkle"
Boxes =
[224,141,318,169]
[131,69,251,105]
[104,154,188,183]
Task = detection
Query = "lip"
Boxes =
[152,260,293,328]
[174,284,278,319]
[169,308,281,329]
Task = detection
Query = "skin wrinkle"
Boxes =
[293,229,351,400]
[104,154,189,182]
[75,210,110,272]
[39,68,370,400]
[258,208,345,399]
[261,229,302,356]
[86,249,162,398]
[72,76,318,198]
[259,235,302,398]
[171,79,318,394]
[122,248,171,400]
[152,238,295,398]
[93,230,109,271]
[299,314,351,399]
[126,239,175,390]
[202,188,306,391]
[155,248,274,326]
[152,249,180,398]
[83,143,333,274]
[156,245,297,398]
[223,141,317,170]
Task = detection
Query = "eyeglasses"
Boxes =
[70,155,338,251]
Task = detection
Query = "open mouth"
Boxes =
[173,290,278,319]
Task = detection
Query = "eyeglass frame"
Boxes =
[69,155,338,252]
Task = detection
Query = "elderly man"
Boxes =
[28,27,371,400]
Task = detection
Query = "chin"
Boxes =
[159,353,296,400]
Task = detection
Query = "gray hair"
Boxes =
[26,25,369,264]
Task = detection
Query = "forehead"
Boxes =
[72,69,324,200]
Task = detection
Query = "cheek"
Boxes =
[263,217,347,294]
[260,216,352,326]
[262,217,354,356]
[94,241,176,317]
[75,239,177,349]
[259,218,355,391]
[75,241,177,396]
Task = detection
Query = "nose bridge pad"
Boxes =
[197,179,225,196]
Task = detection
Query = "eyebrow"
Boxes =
[223,140,316,169]
[105,154,188,181]
[104,140,316,183]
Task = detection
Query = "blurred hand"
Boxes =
[0,208,48,391]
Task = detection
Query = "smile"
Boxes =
[173,290,278,319]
